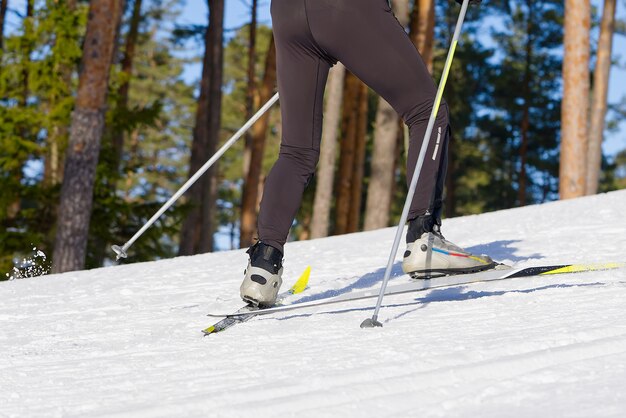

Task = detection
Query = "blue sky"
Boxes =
[179,0,625,158]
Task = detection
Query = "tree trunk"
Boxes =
[347,82,369,233]
[52,0,125,273]
[363,97,398,230]
[178,11,213,255]
[179,0,225,254]
[298,212,311,241]
[310,63,345,239]
[586,0,616,195]
[179,0,224,255]
[560,0,590,200]
[390,120,406,218]
[112,0,143,170]
[519,109,529,206]
[391,0,410,25]
[0,0,8,51]
[410,0,435,73]
[518,0,533,207]
[240,35,277,248]
[198,0,225,253]
[90,0,143,267]
[242,0,257,181]
[334,72,361,235]
[44,125,62,186]
[21,0,33,106]
[364,0,409,231]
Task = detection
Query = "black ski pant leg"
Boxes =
[429,125,451,222]
[260,0,450,253]
[257,0,333,254]
[304,0,450,221]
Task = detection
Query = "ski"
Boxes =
[207,262,624,319]
[202,266,311,336]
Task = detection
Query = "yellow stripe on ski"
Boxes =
[202,326,216,335]
[289,266,311,294]
[202,266,311,335]
[540,263,625,275]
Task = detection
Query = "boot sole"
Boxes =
[409,261,501,279]
[242,296,260,307]
[242,295,278,309]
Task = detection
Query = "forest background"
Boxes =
[1,0,625,279]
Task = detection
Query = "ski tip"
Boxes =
[202,326,216,335]
[539,262,625,276]
[289,266,311,295]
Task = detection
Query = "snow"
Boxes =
[2,190,626,417]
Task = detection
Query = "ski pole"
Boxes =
[112,92,280,261]
[360,0,473,328]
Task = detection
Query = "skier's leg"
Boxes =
[306,0,448,222]
[430,126,451,223]
[405,124,450,242]
[256,0,336,255]
[242,0,335,305]
[305,0,494,276]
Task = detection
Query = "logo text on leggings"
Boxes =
[432,127,442,161]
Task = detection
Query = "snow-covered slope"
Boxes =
[2,190,626,418]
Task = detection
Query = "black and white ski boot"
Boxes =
[240,242,284,307]
[403,214,496,279]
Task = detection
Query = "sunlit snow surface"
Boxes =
[1,191,626,417]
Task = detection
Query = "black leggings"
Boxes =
[259,0,450,253]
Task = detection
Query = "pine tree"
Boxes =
[218,24,277,249]
[427,0,494,217]
[335,72,369,235]
[111,0,143,172]
[410,0,435,72]
[88,0,194,267]
[240,35,277,248]
[560,0,591,199]
[53,0,125,273]
[178,0,225,255]
[586,0,616,195]
[242,0,257,183]
[474,0,563,210]
[1,0,86,276]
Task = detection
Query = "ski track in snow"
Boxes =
[1,190,626,417]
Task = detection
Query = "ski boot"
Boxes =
[240,241,284,307]
[402,214,496,279]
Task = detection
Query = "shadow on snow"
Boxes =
[294,239,544,305]
[293,262,405,304]
[270,281,606,324]
[464,239,543,263]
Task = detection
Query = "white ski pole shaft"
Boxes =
[112,92,280,261]
[360,0,471,328]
